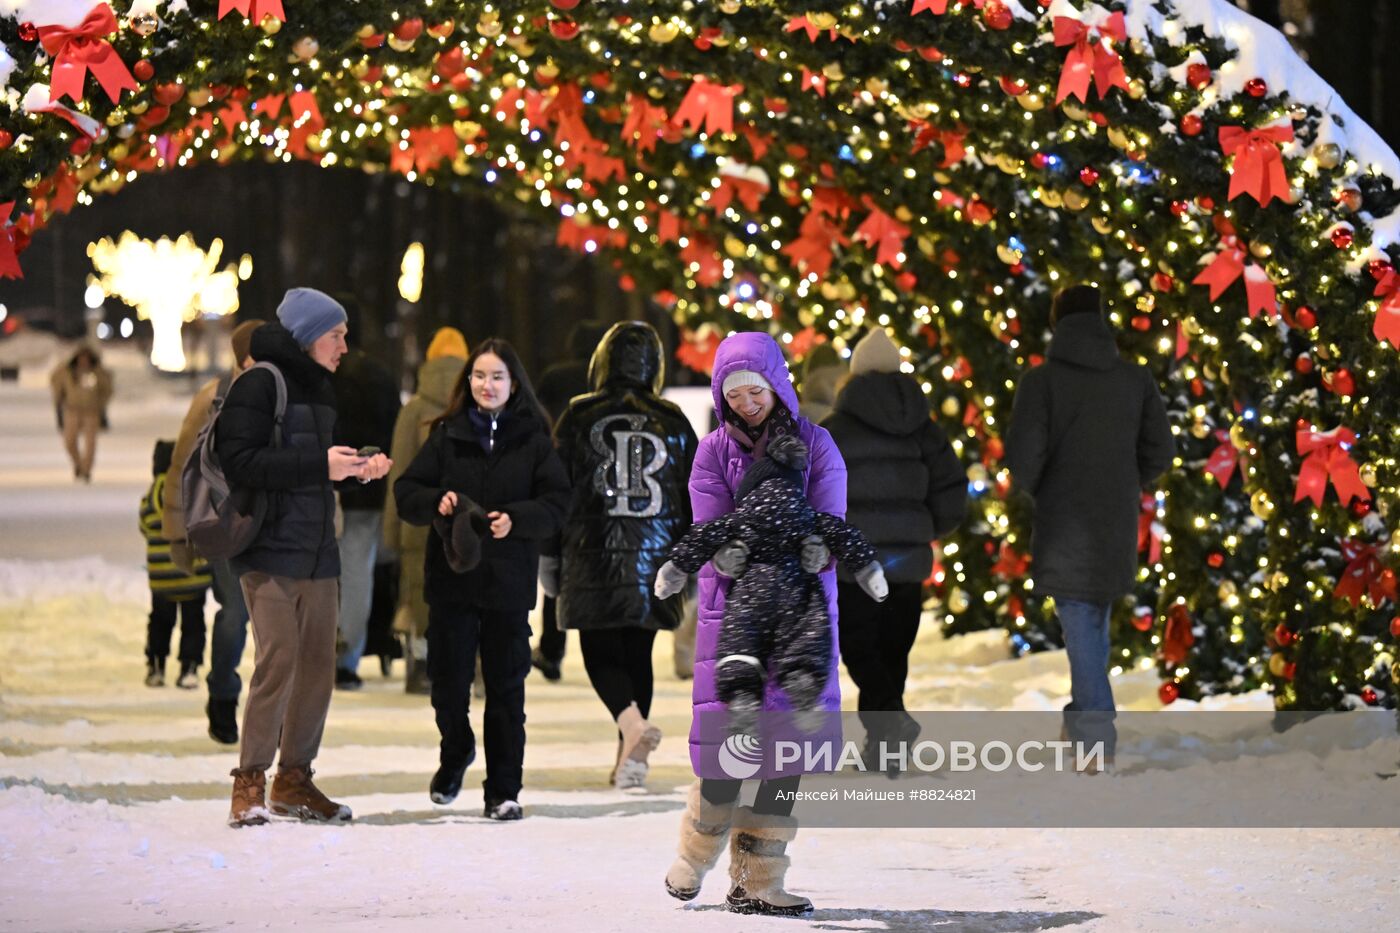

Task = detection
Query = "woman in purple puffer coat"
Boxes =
[662,332,848,918]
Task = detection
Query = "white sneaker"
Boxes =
[176,665,200,690]
[614,758,649,793]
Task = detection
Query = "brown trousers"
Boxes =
[60,407,100,478]
[238,572,339,772]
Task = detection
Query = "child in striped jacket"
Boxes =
[141,439,212,688]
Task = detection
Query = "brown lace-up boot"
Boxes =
[269,765,352,823]
[228,768,270,828]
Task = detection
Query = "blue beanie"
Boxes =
[276,288,347,347]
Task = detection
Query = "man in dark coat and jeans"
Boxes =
[1005,285,1176,766]
[217,288,391,827]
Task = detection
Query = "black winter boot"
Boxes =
[207,698,239,745]
[144,656,166,688]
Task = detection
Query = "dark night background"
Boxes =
[0,0,1395,385]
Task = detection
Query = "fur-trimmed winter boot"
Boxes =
[725,806,813,916]
[228,768,270,828]
[613,702,661,790]
[664,782,736,900]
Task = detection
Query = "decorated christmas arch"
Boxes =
[3,0,1400,709]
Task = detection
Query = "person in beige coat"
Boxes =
[50,346,113,482]
[383,327,469,694]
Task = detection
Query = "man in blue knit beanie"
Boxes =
[277,287,348,351]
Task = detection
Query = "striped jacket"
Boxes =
[140,473,212,600]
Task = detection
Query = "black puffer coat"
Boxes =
[1005,312,1176,603]
[821,372,967,584]
[216,323,339,580]
[553,322,698,631]
[394,393,570,612]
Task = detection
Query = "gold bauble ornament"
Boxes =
[1182,315,1203,337]
[865,77,888,96]
[1190,420,1211,440]
[941,396,961,418]
[948,588,971,614]
[536,60,560,81]
[1016,92,1046,112]
[129,12,159,36]
[1106,127,1131,150]
[1267,571,1290,591]
[1359,463,1378,487]
[968,463,989,484]
[292,36,319,61]
[1251,489,1275,520]
[387,33,416,52]
[1249,240,1272,259]
[1217,580,1237,602]
[822,62,844,81]
[809,12,838,29]
[819,281,841,301]
[1229,422,1249,451]
[720,0,742,13]
[723,236,746,259]
[1061,100,1090,121]
[1091,215,1113,235]
[129,99,150,114]
[1267,653,1289,677]
[917,235,937,256]
[476,13,501,37]
[1127,78,1147,100]
[894,205,913,223]
[1063,189,1090,211]
[1314,142,1342,170]
[836,281,857,301]
[260,14,282,35]
[115,123,136,140]
[1039,188,1063,209]
[187,88,212,107]
[355,24,377,39]
[106,109,127,127]
[996,243,1022,265]
[108,142,130,160]
[648,22,680,43]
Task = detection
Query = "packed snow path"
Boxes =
[1,348,1397,930]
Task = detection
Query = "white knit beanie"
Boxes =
[721,369,773,395]
[849,328,902,375]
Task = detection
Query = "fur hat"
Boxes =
[736,434,808,501]
[721,369,773,396]
[849,328,902,375]
[433,498,491,573]
[276,287,347,348]
[230,320,265,368]
[425,327,469,361]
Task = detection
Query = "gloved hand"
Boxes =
[799,534,830,574]
[855,561,889,602]
[712,539,750,579]
[654,560,689,599]
[539,555,560,599]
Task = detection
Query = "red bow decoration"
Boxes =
[680,235,725,287]
[991,543,1029,579]
[1138,494,1163,564]
[675,326,722,376]
[910,121,967,167]
[1219,124,1293,207]
[1052,12,1129,105]
[0,203,23,280]
[1191,236,1278,320]
[781,208,848,280]
[785,15,838,43]
[1371,268,1400,349]
[853,201,910,267]
[1295,424,1371,508]
[557,218,626,254]
[1333,539,1397,608]
[673,77,743,136]
[621,94,668,154]
[800,67,827,97]
[653,206,683,244]
[710,173,769,214]
[1205,430,1244,487]
[218,0,286,23]
[912,0,950,13]
[390,126,461,175]
[1162,604,1195,666]
[38,4,137,105]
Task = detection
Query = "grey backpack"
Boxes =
[182,362,287,561]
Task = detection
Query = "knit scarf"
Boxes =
[723,400,798,462]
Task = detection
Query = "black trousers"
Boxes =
[579,628,657,720]
[700,776,799,817]
[145,592,207,664]
[427,604,531,803]
[837,580,923,731]
[537,595,566,662]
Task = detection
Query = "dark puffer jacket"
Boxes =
[1005,312,1176,603]
[394,392,570,612]
[216,323,339,580]
[553,322,698,631]
[821,372,967,584]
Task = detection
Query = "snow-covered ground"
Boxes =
[1,344,1398,930]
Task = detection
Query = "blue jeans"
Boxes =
[337,509,381,673]
[1055,598,1117,758]
[206,558,249,701]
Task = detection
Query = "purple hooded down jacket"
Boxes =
[688,332,848,780]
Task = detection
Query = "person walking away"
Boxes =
[383,327,469,695]
[547,322,697,791]
[217,288,390,827]
[393,339,569,820]
[50,346,113,482]
[140,439,213,689]
[796,342,845,424]
[331,299,403,690]
[663,331,848,916]
[821,328,967,768]
[532,319,611,680]
[1005,285,1176,770]
[165,320,265,744]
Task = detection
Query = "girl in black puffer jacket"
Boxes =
[394,338,570,821]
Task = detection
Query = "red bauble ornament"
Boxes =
[1368,259,1394,281]
[1000,75,1028,96]
[1295,355,1314,374]
[1158,681,1180,705]
[1389,616,1400,638]
[1169,200,1190,217]
[983,0,1014,30]
[1361,686,1379,705]
[1274,623,1295,647]
[393,18,424,41]
[1326,367,1356,396]
[1283,662,1297,681]
[1207,552,1225,569]
[1009,261,1025,276]
[1294,306,1317,330]
[551,0,581,9]
[0,130,12,150]
[1079,166,1100,186]
[1030,152,1048,169]
[1245,77,1268,98]
[1186,63,1212,90]
[1350,498,1372,518]
[1131,611,1153,632]
[70,136,92,155]
[16,21,37,43]
[1331,227,1355,250]
[133,59,154,81]
[1151,272,1175,293]
[1196,195,1215,211]
[1190,377,1205,396]
[985,437,1005,460]
[549,18,580,39]
[427,19,455,37]
[1180,114,1204,136]
[1130,315,1152,332]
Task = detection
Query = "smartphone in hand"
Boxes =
[356,445,382,458]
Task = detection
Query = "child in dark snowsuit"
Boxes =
[656,435,887,730]
[140,438,212,688]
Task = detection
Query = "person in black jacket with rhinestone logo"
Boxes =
[546,322,698,791]
[394,338,570,820]
[1005,285,1176,768]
